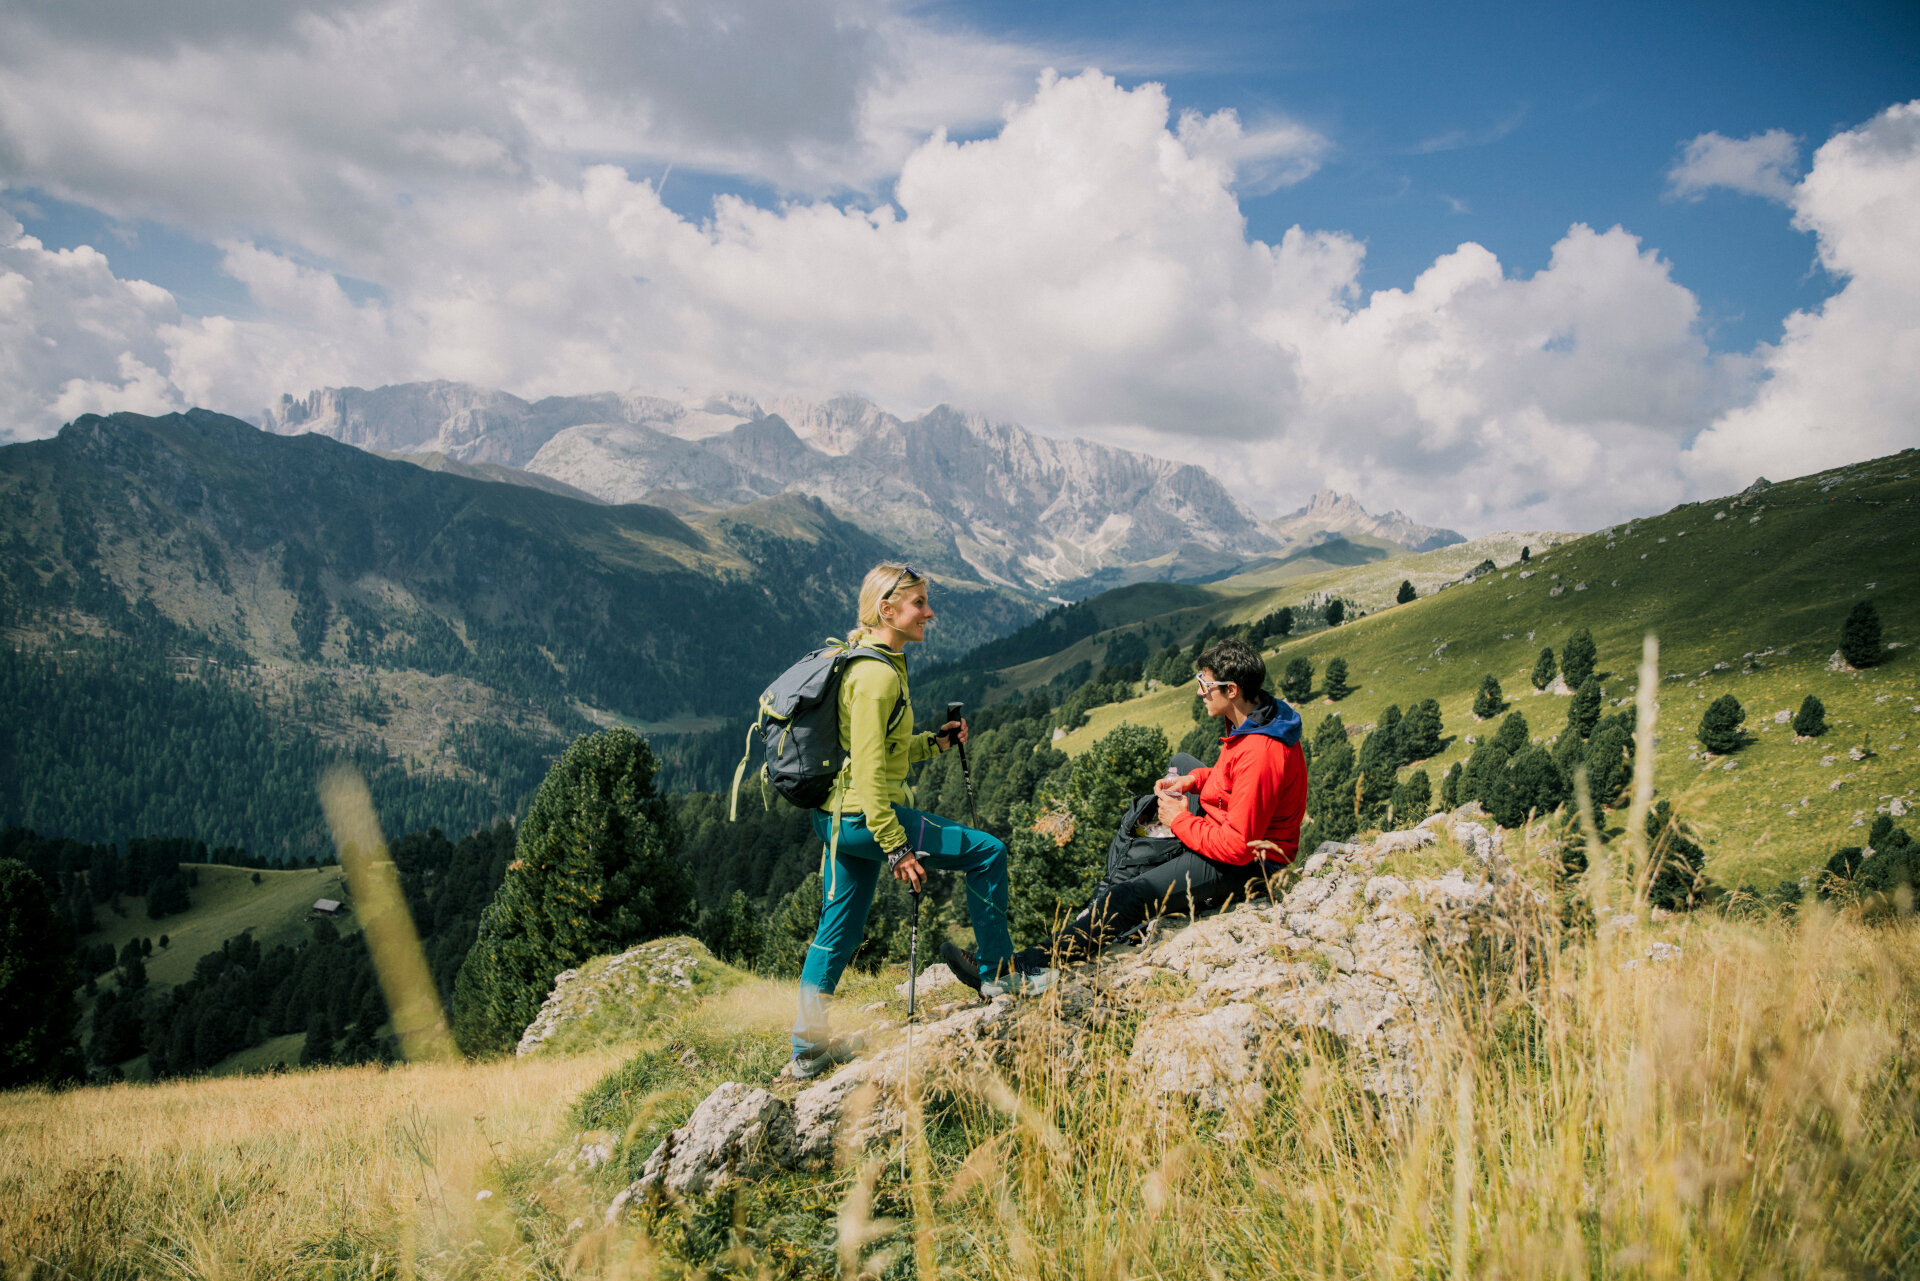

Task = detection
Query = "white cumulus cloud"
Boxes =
[1666,128,1801,203]
[1685,102,1920,489]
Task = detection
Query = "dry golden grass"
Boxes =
[7,640,1919,1279]
[0,1050,623,1280]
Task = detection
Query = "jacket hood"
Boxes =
[1225,693,1302,746]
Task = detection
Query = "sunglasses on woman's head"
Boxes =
[883,564,920,599]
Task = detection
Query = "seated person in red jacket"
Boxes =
[1018,636,1309,966]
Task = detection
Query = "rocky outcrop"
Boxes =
[607,807,1543,1212]
[517,938,707,1057]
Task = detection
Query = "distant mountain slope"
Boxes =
[263,382,1278,593]
[1015,450,1917,888]
[1262,489,1464,555]
[0,410,1034,850]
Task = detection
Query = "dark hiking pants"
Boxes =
[1015,753,1288,967]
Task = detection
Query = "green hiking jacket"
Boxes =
[823,641,942,852]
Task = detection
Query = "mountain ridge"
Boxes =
[261,382,1461,596]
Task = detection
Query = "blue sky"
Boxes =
[1,0,1916,529]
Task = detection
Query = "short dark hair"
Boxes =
[1196,637,1266,697]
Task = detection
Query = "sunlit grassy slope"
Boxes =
[85,862,353,989]
[1054,450,1920,888]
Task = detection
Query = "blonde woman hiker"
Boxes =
[791,561,1053,1081]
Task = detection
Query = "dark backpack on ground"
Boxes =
[729,640,905,819]
[1086,792,1190,901]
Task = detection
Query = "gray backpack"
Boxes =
[729,640,905,819]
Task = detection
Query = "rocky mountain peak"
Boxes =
[1262,488,1464,556]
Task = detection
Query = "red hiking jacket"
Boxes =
[1170,697,1309,865]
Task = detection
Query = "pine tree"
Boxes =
[1496,746,1568,827]
[1583,722,1634,807]
[1566,676,1603,740]
[1440,761,1463,810]
[1472,673,1505,720]
[1840,600,1883,668]
[1377,705,1404,766]
[1324,658,1351,701]
[1306,726,1358,842]
[1399,698,1444,762]
[1520,546,1531,562]
[1323,599,1346,627]
[1267,606,1295,639]
[450,729,694,1057]
[0,860,82,1087]
[759,873,825,976]
[1646,802,1707,910]
[1356,725,1399,823]
[1396,580,1416,605]
[1007,724,1169,943]
[1561,629,1598,689]
[1531,647,1557,690]
[1280,658,1314,703]
[1792,694,1827,737]
[1389,770,1432,825]
[1697,695,1747,754]
[1492,710,1531,755]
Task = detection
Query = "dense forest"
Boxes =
[0,642,553,860]
[4,822,515,1078]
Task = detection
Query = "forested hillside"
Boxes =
[0,410,1030,855]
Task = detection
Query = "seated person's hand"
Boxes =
[1155,791,1187,827]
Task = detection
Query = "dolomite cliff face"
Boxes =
[602,806,1550,1210]
[263,382,1275,591]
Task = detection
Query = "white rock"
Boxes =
[896,962,960,1000]
[627,1083,795,1200]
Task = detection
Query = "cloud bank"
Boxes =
[0,1,1914,532]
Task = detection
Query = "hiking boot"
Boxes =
[981,956,1054,999]
[939,941,984,994]
[790,1033,865,1081]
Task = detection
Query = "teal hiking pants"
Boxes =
[794,805,1012,1054]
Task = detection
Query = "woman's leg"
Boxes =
[889,806,1014,977]
[794,813,883,1054]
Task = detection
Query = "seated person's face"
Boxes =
[1196,668,1236,718]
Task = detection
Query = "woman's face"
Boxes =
[882,582,934,644]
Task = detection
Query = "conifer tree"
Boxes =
[1268,606,1294,638]
[0,860,81,1087]
[1792,694,1827,737]
[1396,580,1416,604]
[1399,698,1444,762]
[1377,704,1404,766]
[1472,673,1505,720]
[1356,725,1399,822]
[1007,724,1169,943]
[1440,761,1463,810]
[1306,720,1358,841]
[759,873,824,976]
[1583,722,1634,807]
[1531,647,1557,690]
[1390,770,1432,824]
[1492,710,1531,755]
[1697,695,1747,754]
[1561,628,1598,689]
[451,729,693,1057]
[1495,746,1567,828]
[1280,658,1314,703]
[1840,600,1883,668]
[1323,599,1346,627]
[1323,658,1351,701]
[1646,801,1708,910]
[1566,676,1603,740]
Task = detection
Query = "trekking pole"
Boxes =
[947,701,979,829]
[903,883,921,1180]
